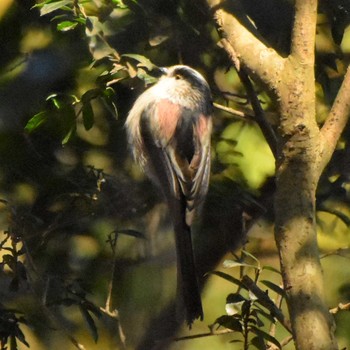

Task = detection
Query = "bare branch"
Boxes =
[175,328,235,342]
[329,302,350,314]
[320,247,350,259]
[319,66,350,171]
[207,0,285,91]
[101,232,127,349]
[290,0,318,64]
[213,102,254,121]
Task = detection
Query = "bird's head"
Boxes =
[159,65,209,91]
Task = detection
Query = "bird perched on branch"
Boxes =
[125,65,213,326]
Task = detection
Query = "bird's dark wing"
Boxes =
[140,99,207,325]
[142,98,212,225]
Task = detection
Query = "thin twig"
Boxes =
[267,285,284,348]
[213,102,254,121]
[175,328,236,341]
[320,65,350,172]
[101,232,127,349]
[329,302,350,314]
[320,247,350,259]
[219,39,278,158]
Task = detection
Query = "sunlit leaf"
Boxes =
[242,250,260,265]
[111,0,128,8]
[46,94,62,109]
[36,0,73,16]
[122,53,156,71]
[57,20,78,32]
[62,124,76,145]
[223,259,258,269]
[136,68,158,85]
[24,112,48,133]
[225,293,246,315]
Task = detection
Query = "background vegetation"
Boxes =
[0,0,350,349]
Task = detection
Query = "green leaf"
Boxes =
[249,309,264,327]
[226,293,246,304]
[116,229,146,239]
[254,306,276,324]
[260,280,285,297]
[250,335,266,350]
[24,111,48,132]
[122,54,156,71]
[82,101,94,130]
[38,0,73,16]
[242,250,260,265]
[223,259,258,269]
[215,315,242,332]
[102,87,118,118]
[62,124,76,145]
[250,326,282,349]
[209,271,246,289]
[111,0,128,8]
[136,68,158,85]
[46,94,63,109]
[10,335,18,350]
[79,304,99,343]
[14,326,29,348]
[226,293,246,315]
[82,88,101,102]
[241,300,251,318]
[57,20,78,32]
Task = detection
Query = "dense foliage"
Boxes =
[0,1,350,349]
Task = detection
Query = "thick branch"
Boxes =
[207,0,285,92]
[290,0,318,64]
[319,65,350,172]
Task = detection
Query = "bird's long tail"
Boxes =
[171,197,203,327]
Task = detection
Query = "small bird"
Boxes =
[125,65,213,326]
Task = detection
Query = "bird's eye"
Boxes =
[175,74,182,80]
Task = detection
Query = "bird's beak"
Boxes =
[147,66,167,79]
[158,67,168,75]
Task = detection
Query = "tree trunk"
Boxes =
[274,61,338,349]
[206,0,350,348]
[274,139,337,350]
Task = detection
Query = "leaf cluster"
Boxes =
[211,251,290,349]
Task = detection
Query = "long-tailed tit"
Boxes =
[125,65,212,326]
